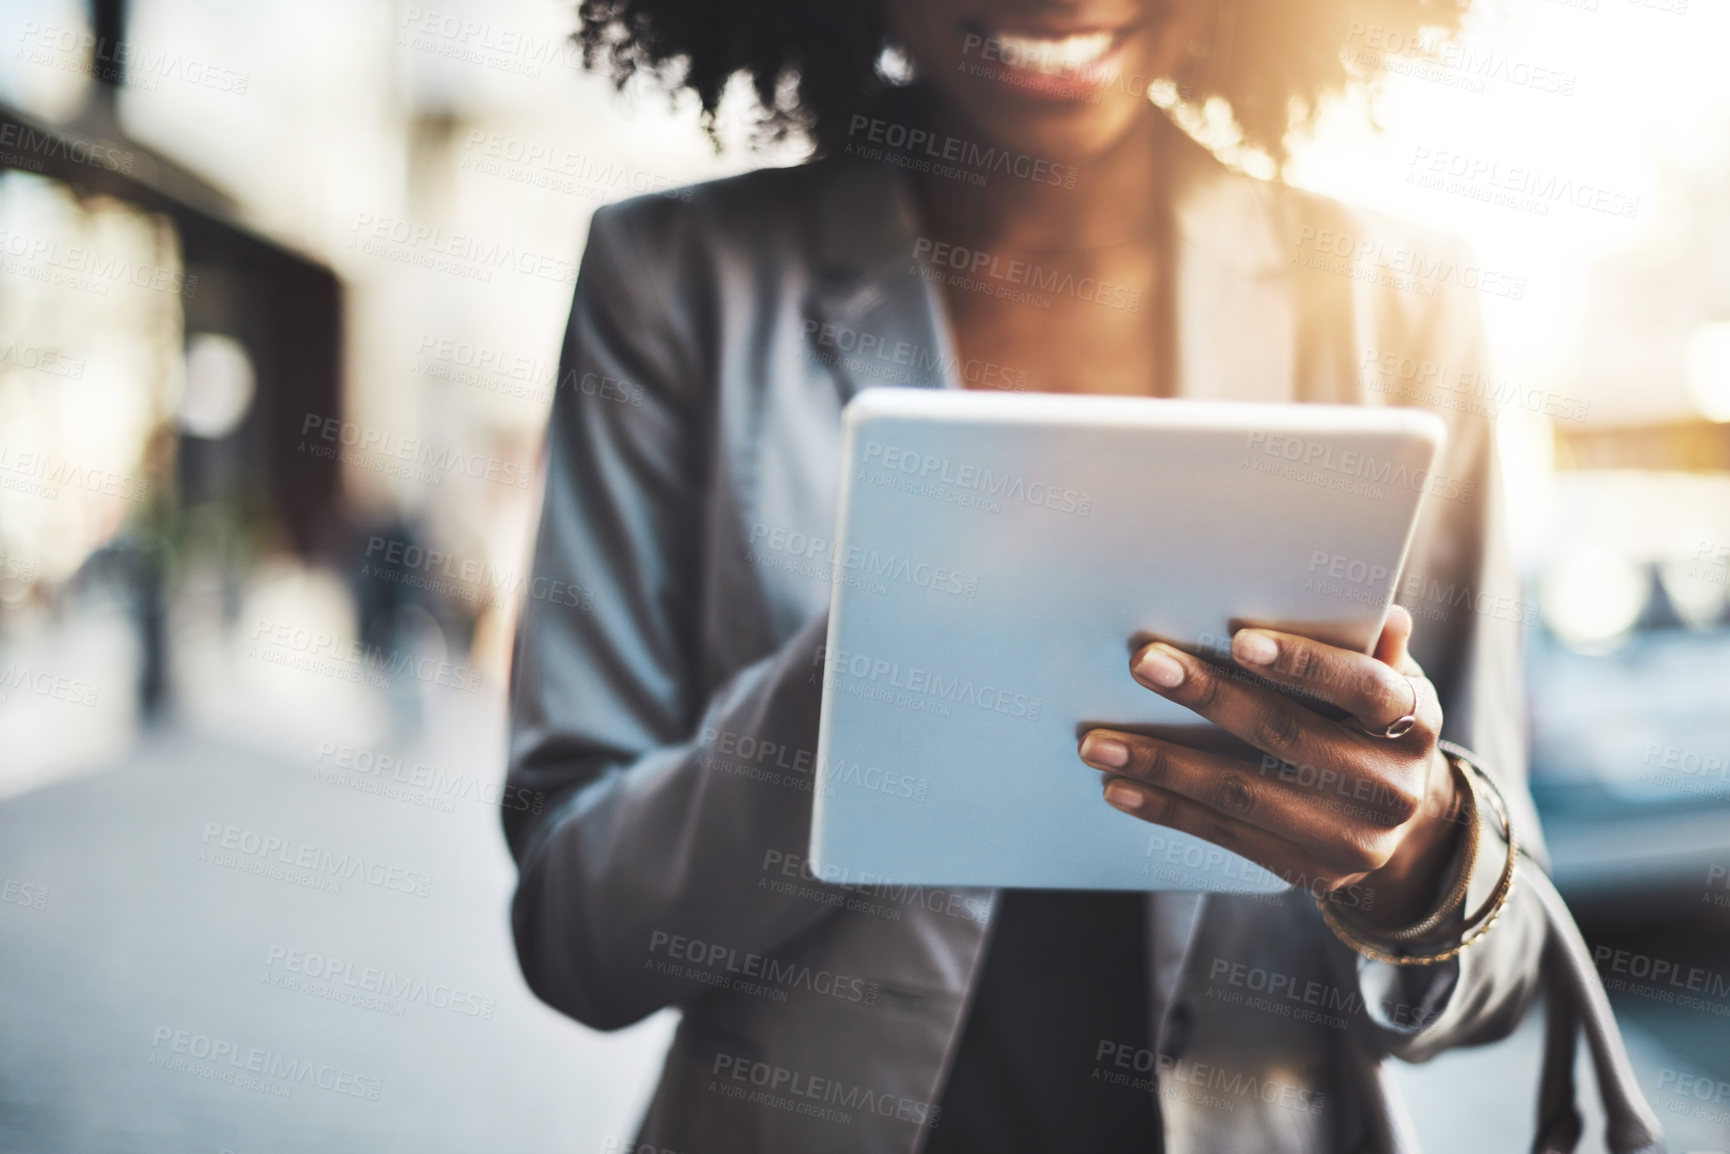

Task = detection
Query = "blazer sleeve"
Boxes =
[1325,260,1551,1064]
[503,201,836,1031]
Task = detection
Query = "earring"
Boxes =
[876,39,916,86]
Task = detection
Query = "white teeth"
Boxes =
[994,29,1115,73]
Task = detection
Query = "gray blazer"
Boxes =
[505,124,1663,1154]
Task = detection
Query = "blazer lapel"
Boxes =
[803,157,963,402]
[1145,891,1208,1027]
[1166,130,1303,402]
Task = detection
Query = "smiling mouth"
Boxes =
[993,28,1123,75]
[961,20,1143,100]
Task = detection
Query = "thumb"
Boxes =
[1373,604,1413,670]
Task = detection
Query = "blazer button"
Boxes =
[1161,1002,1193,1061]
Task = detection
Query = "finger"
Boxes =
[1080,730,1415,864]
[1131,640,1367,769]
[1223,628,1438,740]
[1100,776,1355,889]
[1374,604,1413,669]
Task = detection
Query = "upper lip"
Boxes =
[965,17,1138,39]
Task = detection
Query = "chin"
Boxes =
[954,87,1159,166]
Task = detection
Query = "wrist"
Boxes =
[1357,748,1468,930]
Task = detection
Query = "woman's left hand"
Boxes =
[1077,606,1466,928]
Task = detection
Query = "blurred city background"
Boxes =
[1,0,1728,1150]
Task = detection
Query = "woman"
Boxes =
[503,2,1661,1151]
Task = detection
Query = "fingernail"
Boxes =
[1080,734,1130,769]
[1104,781,1143,811]
[1135,645,1185,688]
[1233,630,1278,666]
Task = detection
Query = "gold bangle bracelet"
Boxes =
[1315,749,1519,967]
[1447,749,1519,932]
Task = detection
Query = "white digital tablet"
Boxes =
[809,389,1447,894]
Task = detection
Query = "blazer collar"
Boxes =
[1166,130,1303,403]
[803,114,1301,403]
[805,150,962,397]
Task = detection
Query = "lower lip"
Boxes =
[964,25,1141,103]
